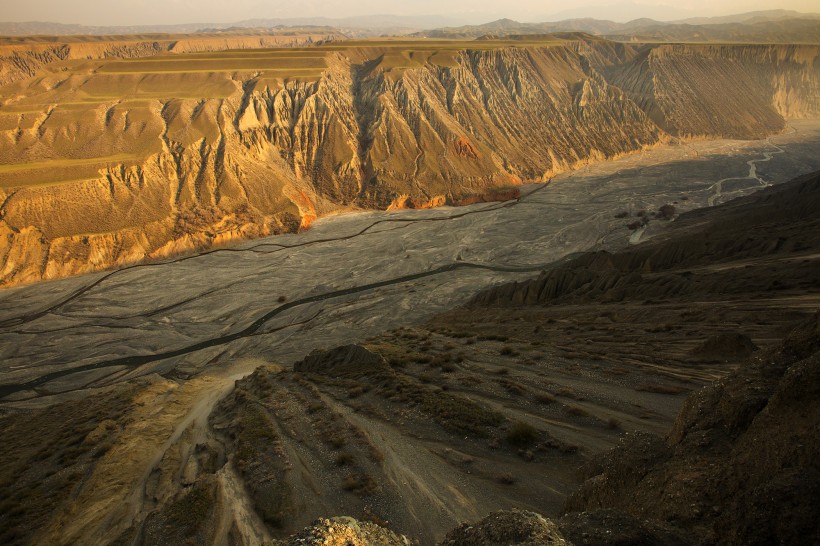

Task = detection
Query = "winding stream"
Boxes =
[707,134,787,206]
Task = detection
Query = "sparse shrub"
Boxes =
[500,345,518,356]
[614,211,629,218]
[535,393,555,405]
[478,334,509,342]
[498,379,527,396]
[306,402,324,414]
[566,405,588,417]
[341,473,378,496]
[556,386,578,399]
[607,417,622,430]
[277,295,286,303]
[420,391,503,437]
[658,204,676,220]
[348,386,367,399]
[506,421,539,448]
[327,434,347,449]
[497,473,516,485]
[335,452,354,467]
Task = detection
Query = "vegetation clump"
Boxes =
[505,421,539,448]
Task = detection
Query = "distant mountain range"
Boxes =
[0,14,462,37]
[414,10,820,43]
[0,10,818,41]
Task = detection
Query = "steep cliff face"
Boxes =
[0,38,818,287]
[602,44,820,138]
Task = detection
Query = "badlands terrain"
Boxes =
[0,34,818,286]
[0,23,819,546]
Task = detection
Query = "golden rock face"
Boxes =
[0,36,817,287]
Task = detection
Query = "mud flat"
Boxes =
[1,120,819,402]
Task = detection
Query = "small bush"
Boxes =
[497,473,516,485]
[658,204,676,220]
[556,387,578,399]
[341,473,378,496]
[607,418,621,430]
[506,421,539,448]
[335,453,354,467]
[566,405,588,417]
[478,334,509,342]
[534,393,555,405]
[500,346,518,356]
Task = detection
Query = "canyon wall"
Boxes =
[0,37,818,287]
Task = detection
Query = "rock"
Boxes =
[563,313,820,545]
[294,344,391,377]
[439,510,569,546]
[559,509,689,546]
[267,517,411,546]
[690,332,758,361]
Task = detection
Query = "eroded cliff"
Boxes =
[0,36,818,287]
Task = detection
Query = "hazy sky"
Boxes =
[1,0,818,26]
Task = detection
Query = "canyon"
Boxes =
[1,23,819,546]
[0,34,818,287]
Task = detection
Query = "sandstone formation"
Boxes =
[0,35,817,287]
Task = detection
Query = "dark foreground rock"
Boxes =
[266,312,820,545]
[562,313,820,545]
[440,510,568,545]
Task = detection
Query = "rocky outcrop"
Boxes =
[561,313,820,545]
[1,38,818,287]
[440,510,569,545]
[268,517,411,546]
[293,344,391,376]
